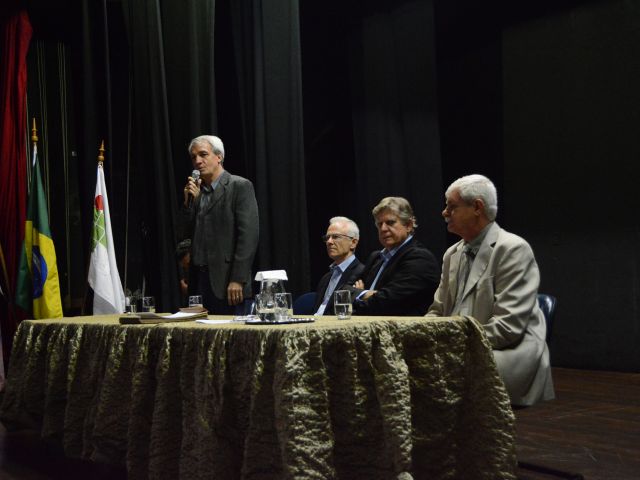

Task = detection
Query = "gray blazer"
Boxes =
[427,222,554,406]
[180,171,259,299]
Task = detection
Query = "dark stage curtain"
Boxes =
[0,8,31,364]
[229,0,310,294]
[347,0,446,256]
[119,0,309,307]
[121,0,183,311]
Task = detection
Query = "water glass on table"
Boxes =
[333,290,352,320]
[125,296,137,314]
[142,296,155,313]
[275,292,293,320]
[188,295,203,308]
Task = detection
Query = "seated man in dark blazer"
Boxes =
[348,197,439,316]
[314,216,365,315]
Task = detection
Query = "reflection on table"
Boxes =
[0,315,516,479]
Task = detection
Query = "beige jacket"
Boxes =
[427,222,554,406]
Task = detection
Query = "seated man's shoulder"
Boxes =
[493,228,537,260]
[404,240,437,261]
[352,260,365,277]
[496,228,534,250]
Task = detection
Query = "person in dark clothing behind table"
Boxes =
[176,239,191,305]
[346,197,439,316]
[313,216,365,315]
[178,135,259,314]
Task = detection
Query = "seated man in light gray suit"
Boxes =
[426,174,554,406]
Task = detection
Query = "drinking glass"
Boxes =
[333,290,352,320]
[255,292,273,312]
[142,296,156,313]
[188,295,203,308]
[125,296,137,314]
[275,292,293,320]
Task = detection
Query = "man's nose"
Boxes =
[442,208,448,218]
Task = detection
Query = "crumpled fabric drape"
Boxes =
[1,315,516,479]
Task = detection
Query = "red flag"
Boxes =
[0,9,32,362]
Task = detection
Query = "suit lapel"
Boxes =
[337,259,358,288]
[374,238,415,286]
[198,171,229,216]
[210,171,228,208]
[314,270,333,310]
[461,223,501,300]
[448,241,464,301]
[364,252,384,287]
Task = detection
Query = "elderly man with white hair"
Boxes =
[426,174,554,406]
[313,216,365,315]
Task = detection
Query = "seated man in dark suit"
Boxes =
[348,197,440,316]
[314,216,365,315]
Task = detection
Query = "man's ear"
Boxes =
[473,199,485,216]
[350,238,358,252]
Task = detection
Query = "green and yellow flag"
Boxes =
[15,141,63,318]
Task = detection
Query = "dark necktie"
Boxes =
[454,246,476,308]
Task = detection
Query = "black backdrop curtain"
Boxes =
[301,0,445,283]
[22,0,438,313]
[348,0,445,256]
[119,0,309,308]
[229,0,309,294]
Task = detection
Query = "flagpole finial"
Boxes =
[31,118,38,143]
[98,140,105,165]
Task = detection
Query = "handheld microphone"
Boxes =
[188,170,200,208]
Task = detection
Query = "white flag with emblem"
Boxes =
[88,163,125,314]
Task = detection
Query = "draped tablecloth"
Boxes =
[0,315,516,479]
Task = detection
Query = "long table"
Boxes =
[0,315,516,479]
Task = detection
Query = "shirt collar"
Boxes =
[464,222,493,254]
[381,234,413,261]
[331,254,357,273]
[201,176,221,193]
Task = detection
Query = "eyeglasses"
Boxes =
[321,233,354,243]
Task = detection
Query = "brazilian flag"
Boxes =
[15,147,63,318]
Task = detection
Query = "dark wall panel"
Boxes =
[502,0,640,370]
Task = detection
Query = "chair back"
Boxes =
[537,294,557,342]
[293,292,317,315]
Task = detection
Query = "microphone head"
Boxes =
[191,169,200,181]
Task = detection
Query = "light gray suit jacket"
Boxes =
[427,222,554,406]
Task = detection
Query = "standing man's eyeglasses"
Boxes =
[321,234,354,243]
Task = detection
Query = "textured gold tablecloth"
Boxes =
[0,315,516,479]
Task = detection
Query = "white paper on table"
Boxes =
[196,319,235,324]
[164,311,205,319]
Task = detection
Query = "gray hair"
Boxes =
[445,174,498,221]
[188,135,225,163]
[329,216,360,239]
[371,197,418,229]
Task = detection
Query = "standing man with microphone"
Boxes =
[179,135,259,314]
